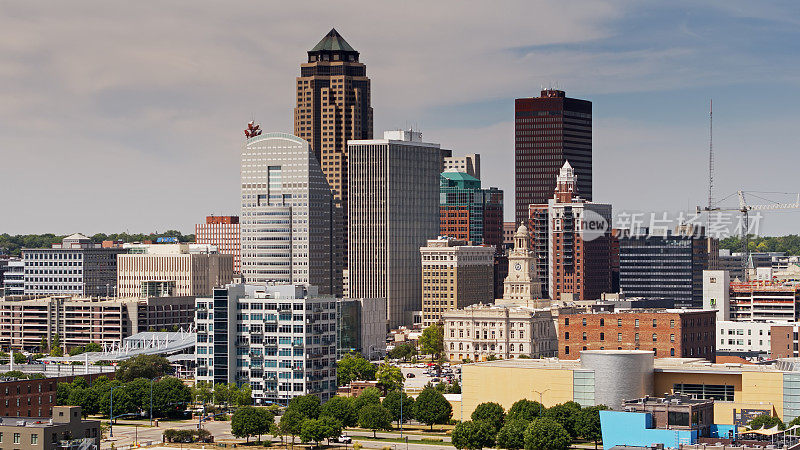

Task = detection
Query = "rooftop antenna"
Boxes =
[707,100,714,230]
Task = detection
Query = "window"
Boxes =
[635,333,640,341]
[617,333,622,342]
[670,348,675,356]
[31,434,38,445]
[582,318,587,326]
[668,411,690,427]
[670,334,675,342]
[582,332,587,341]
[635,319,640,327]
[13,433,19,444]
[564,318,569,326]
[564,332,570,340]
[617,319,622,327]
[600,318,605,327]
[653,319,657,327]
[600,332,605,341]
[564,346,569,355]
[652,333,658,342]
[673,383,734,401]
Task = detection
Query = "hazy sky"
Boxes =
[2,1,800,237]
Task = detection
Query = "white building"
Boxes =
[2,258,24,296]
[716,320,776,355]
[443,153,480,179]
[703,270,731,321]
[195,283,338,404]
[240,132,341,296]
[348,130,442,328]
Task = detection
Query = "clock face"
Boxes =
[514,263,522,271]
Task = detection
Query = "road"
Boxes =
[102,419,234,449]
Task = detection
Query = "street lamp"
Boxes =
[532,388,551,404]
[109,385,119,437]
[149,377,157,427]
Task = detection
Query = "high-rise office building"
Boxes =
[442,154,480,179]
[439,172,504,251]
[195,216,241,274]
[515,89,592,225]
[528,162,612,301]
[294,29,373,268]
[348,130,441,328]
[420,238,495,327]
[240,132,341,296]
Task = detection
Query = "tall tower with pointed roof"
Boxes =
[496,223,549,308]
[295,29,373,272]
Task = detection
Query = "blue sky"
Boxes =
[1,1,799,236]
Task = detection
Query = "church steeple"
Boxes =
[555,160,578,203]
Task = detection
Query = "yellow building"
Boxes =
[461,352,800,426]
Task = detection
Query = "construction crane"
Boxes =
[698,191,800,281]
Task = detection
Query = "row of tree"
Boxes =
[453,399,606,450]
[335,353,405,391]
[0,231,195,256]
[191,380,253,408]
[749,413,800,430]
[720,234,800,254]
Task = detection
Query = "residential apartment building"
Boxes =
[716,320,774,356]
[771,323,800,358]
[420,238,495,327]
[348,130,441,328]
[442,154,480,179]
[3,258,24,296]
[0,295,194,351]
[0,406,99,450]
[195,283,338,404]
[619,225,713,309]
[439,172,504,251]
[117,244,234,297]
[729,281,800,321]
[515,89,592,224]
[195,215,241,274]
[528,162,611,301]
[22,234,125,297]
[240,132,341,296]
[558,309,716,361]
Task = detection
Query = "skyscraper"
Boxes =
[439,171,504,251]
[195,215,241,274]
[515,89,592,225]
[240,132,341,296]
[294,29,373,267]
[348,130,441,328]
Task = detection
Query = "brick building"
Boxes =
[439,172,504,252]
[0,374,109,418]
[195,215,241,274]
[559,309,716,361]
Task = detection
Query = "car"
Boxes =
[431,377,440,382]
[406,373,416,378]
[335,435,353,444]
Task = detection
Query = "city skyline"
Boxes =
[3,2,800,235]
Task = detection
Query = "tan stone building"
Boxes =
[117,244,234,297]
[420,238,495,327]
[0,406,100,450]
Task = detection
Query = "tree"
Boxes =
[56,382,71,405]
[496,419,529,450]
[450,378,461,394]
[230,383,253,406]
[115,354,171,382]
[788,416,800,428]
[353,387,382,416]
[67,387,99,417]
[279,409,305,445]
[13,352,26,364]
[524,418,571,450]
[749,414,785,430]
[85,342,103,352]
[336,353,376,386]
[452,420,495,450]
[321,396,357,428]
[153,376,192,418]
[232,406,262,443]
[471,402,505,432]
[413,387,452,430]
[576,406,607,450]
[507,399,545,422]
[214,383,230,405]
[544,401,582,437]
[300,416,342,448]
[50,334,63,357]
[358,403,393,437]
[192,381,213,404]
[419,324,444,360]
[376,363,404,392]
[40,336,48,353]
[382,390,415,424]
[389,343,417,361]
[288,394,321,420]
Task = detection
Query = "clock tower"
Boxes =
[498,223,549,308]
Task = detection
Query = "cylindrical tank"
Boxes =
[580,350,654,410]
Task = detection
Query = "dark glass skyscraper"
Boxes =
[514,89,592,225]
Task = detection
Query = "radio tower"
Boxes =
[707,100,714,227]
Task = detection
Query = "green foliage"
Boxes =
[192,381,213,404]
[358,404,393,437]
[376,363,404,392]
[413,387,452,430]
[288,394,321,420]
[471,402,505,432]
[419,324,444,359]
[300,416,342,447]
[382,390,415,423]
[451,420,496,450]
[749,414,785,430]
[388,343,417,361]
[163,428,212,443]
[231,406,274,442]
[450,378,461,394]
[507,399,545,422]
[58,375,189,419]
[279,409,305,443]
[152,376,192,417]
[720,234,800,255]
[13,353,26,364]
[214,383,230,404]
[353,387,382,416]
[524,418,571,450]
[576,406,607,444]
[231,383,253,406]
[320,396,357,428]
[496,419,530,450]
[337,353,377,386]
[544,401,582,437]
[115,354,171,382]
[0,232,195,257]
[68,343,104,357]
[50,334,64,357]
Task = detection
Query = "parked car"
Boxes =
[406,373,416,378]
[335,435,353,444]
[431,377,440,383]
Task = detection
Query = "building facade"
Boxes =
[0,406,100,450]
[240,132,341,296]
[22,234,124,297]
[117,244,233,297]
[195,284,337,404]
[558,309,716,361]
[195,216,241,274]
[439,172,504,251]
[3,259,24,296]
[442,154,480,179]
[347,130,441,328]
[420,238,495,327]
[529,162,611,301]
[716,320,775,356]
[0,295,195,351]
[729,281,800,321]
[337,297,387,359]
[515,89,592,224]
[498,224,547,308]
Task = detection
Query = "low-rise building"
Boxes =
[558,309,716,361]
[0,406,101,450]
[716,320,775,356]
[195,283,338,404]
[3,259,24,296]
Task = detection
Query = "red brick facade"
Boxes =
[559,310,716,362]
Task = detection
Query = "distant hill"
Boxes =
[719,235,800,255]
[0,231,195,257]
